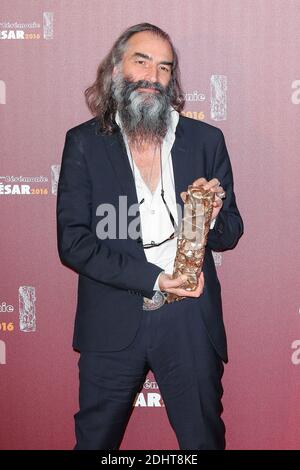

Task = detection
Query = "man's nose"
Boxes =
[144,64,159,84]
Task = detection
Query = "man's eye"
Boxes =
[160,65,170,72]
[136,60,145,65]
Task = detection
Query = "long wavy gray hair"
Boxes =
[85,23,185,134]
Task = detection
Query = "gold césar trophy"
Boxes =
[166,185,215,303]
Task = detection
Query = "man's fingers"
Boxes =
[192,177,208,187]
[167,286,203,297]
[171,275,188,287]
[192,178,224,198]
[162,274,188,290]
[166,272,205,298]
[203,178,220,190]
[180,191,187,202]
[213,199,223,207]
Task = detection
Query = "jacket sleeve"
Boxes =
[207,132,244,251]
[56,130,162,297]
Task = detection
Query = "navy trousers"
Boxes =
[74,300,225,450]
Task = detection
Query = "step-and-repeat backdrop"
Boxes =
[1,0,299,450]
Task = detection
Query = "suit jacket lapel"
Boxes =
[171,117,192,219]
[103,129,139,209]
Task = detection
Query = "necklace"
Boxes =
[146,149,156,194]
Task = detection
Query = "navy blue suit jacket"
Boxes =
[57,115,243,362]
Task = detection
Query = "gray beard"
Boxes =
[112,72,172,149]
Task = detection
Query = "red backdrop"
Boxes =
[1,0,300,450]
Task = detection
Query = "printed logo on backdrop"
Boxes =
[210,75,227,121]
[290,307,300,365]
[181,75,227,122]
[181,88,205,121]
[0,175,49,195]
[0,288,36,365]
[51,165,61,195]
[19,287,36,332]
[134,379,165,407]
[291,80,300,104]
[0,301,14,313]
[0,288,36,333]
[0,79,6,104]
[184,90,206,102]
[0,302,15,336]
[0,12,53,40]
[0,165,61,196]
[0,340,6,365]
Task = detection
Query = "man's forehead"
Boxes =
[125,31,173,61]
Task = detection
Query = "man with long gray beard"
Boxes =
[57,23,243,450]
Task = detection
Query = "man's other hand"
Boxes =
[159,272,205,298]
[180,177,225,222]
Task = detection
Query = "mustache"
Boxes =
[123,79,166,96]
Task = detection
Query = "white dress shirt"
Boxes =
[116,109,215,291]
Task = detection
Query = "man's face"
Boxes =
[118,31,173,91]
[112,31,174,147]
